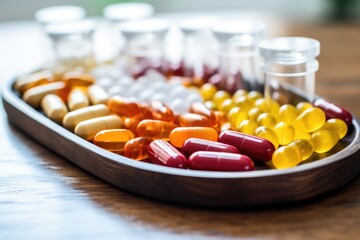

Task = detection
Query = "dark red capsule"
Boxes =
[218,130,275,162]
[182,138,239,158]
[148,140,187,169]
[188,151,254,171]
[313,98,353,127]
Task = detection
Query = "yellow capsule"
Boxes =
[295,107,325,132]
[257,113,277,129]
[74,115,123,141]
[213,90,231,108]
[233,95,253,111]
[255,126,279,149]
[272,145,301,169]
[41,94,68,124]
[254,98,280,117]
[232,89,248,100]
[87,84,109,105]
[237,119,258,135]
[93,129,135,153]
[15,70,53,94]
[320,118,348,139]
[274,122,295,145]
[248,107,265,121]
[289,139,314,161]
[247,91,263,103]
[296,101,313,114]
[204,101,217,111]
[62,104,109,131]
[228,107,246,127]
[278,104,298,124]
[310,130,340,153]
[200,83,217,101]
[293,124,311,140]
[219,99,235,114]
[68,88,89,111]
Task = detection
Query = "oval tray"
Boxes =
[2,77,360,207]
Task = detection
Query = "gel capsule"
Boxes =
[237,119,258,135]
[278,104,298,124]
[15,71,53,94]
[108,96,140,118]
[41,94,68,124]
[320,118,348,139]
[124,137,153,161]
[148,140,187,168]
[274,122,295,145]
[313,98,353,127]
[179,113,212,127]
[169,127,218,148]
[289,139,314,161]
[74,115,123,141]
[188,151,254,171]
[272,145,301,169]
[149,100,174,122]
[199,83,217,101]
[182,138,239,158]
[219,130,275,162]
[68,88,89,111]
[137,119,178,140]
[255,126,279,149]
[62,104,109,131]
[93,129,135,153]
[310,130,340,153]
[62,71,95,88]
[295,107,325,132]
[189,102,217,126]
[257,113,277,129]
[88,84,109,105]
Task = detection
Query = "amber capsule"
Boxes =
[124,117,142,135]
[62,71,95,88]
[63,104,109,131]
[137,119,178,140]
[41,94,68,124]
[108,96,140,118]
[15,71,53,94]
[214,111,227,126]
[313,98,353,127]
[124,137,153,160]
[148,140,187,169]
[189,102,217,126]
[88,85,109,105]
[149,100,174,122]
[68,88,89,111]
[178,113,212,127]
[169,127,219,148]
[93,129,135,153]
[22,82,69,108]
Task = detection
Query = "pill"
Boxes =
[274,122,295,145]
[68,88,89,111]
[188,151,254,171]
[178,113,212,127]
[169,127,218,148]
[182,138,239,158]
[320,118,348,139]
[296,101,312,114]
[149,100,174,122]
[41,94,68,124]
[189,102,217,126]
[254,98,280,117]
[93,129,135,153]
[218,130,275,162]
[137,119,178,140]
[310,130,340,153]
[233,95,253,111]
[257,113,277,129]
[237,119,258,135]
[15,71,53,93]
[220,122,233,132]
[62,104,109,131]
[272,145,301,169]
[87,84,109,105]
[148,140,187,169]
[247,91,263,103]
[74,115,123,141]
[232,89,248,100]
[313,98,353,127]
[62,71,95,88]
[255,126,279,149]
[289,139,314,161]
[212,90,231,108]
[219,99,236,114]
[295,107,326,132]
[214,111,228,126]
[200,83,217,101]
[124,137,153,161]
[108,96,140,118]
[248,107,265,121]
[22,81,69,108]
[278,104,298,124]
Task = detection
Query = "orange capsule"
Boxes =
[149,100,174,122]
[137,103,153,119]
[178,113,212,127]
[123,117,141,135]
[189,102,217,126]
[137,119,178,140]
[108,96,140,118]
[62,71,95,88]
[169,127,219,148]
[124,137,153,161]
[214,111,227,126]
[93,129,135,153]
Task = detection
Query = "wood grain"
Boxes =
[1,21,360,239]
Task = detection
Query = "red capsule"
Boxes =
[108,96,140,117]
[313,98,353,127]
[189,102,217,126]
[219,130,275,162]
[188,151,254,171]
[182,138,239,158]
[149,100,174,122]
[148,140,187,169]
[178,113,212,127]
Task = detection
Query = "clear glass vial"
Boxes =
[259,37,320,104]
[35,5,86,26]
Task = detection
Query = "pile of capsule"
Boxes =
[16,68,353,171]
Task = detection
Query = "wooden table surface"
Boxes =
[1,18,360,240]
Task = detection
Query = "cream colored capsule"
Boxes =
[22,82,67,108]
[62,104,109,131]
[88,84,109,105]
[68,88,89,111]
[15,70,53,94]
[62,71,95,88]
[41,94,68,124]
[75,115,123,141]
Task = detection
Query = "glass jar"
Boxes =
[210,20,265,93]
[259,37,320,105]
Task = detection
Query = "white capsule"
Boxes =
[108,86,125,96]
[97,77,114,91]
[170,98,188,115]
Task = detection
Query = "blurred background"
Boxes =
[0,0,359,23]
